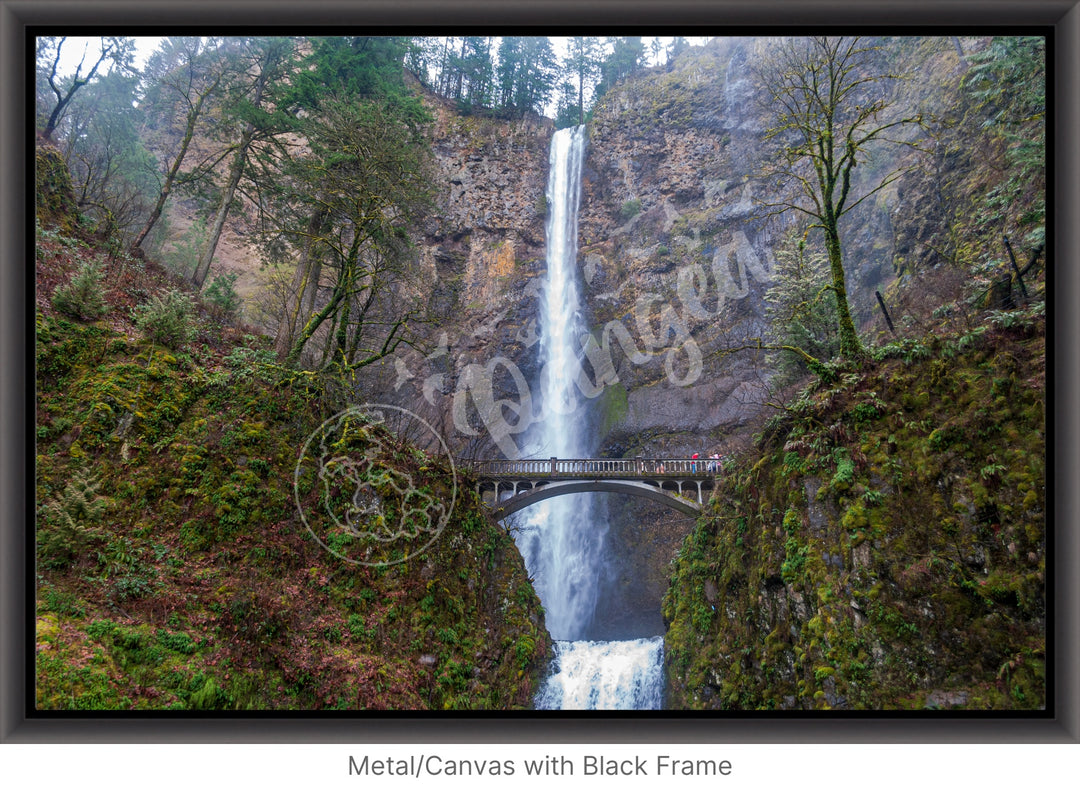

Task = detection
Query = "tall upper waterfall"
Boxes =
[511,126,665,710]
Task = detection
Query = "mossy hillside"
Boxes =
[663,306,1045,710]
[36,235,551,711]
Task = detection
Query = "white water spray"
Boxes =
[535,637,665,710]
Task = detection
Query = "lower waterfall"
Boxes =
[534,637,666,710]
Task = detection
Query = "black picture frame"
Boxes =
[3,0,1076,743]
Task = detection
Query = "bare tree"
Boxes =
[38,37,133,141]
[757,36,924,359]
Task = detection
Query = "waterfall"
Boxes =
[534,637,665,710]
[513,125,599,642]
[511,126,665,710]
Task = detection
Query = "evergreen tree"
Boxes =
[562,36,603,125]
[404,36,441,86]
[256,35,436,370]
[458,37,496,109]
[553,78,582,129]
[666,36,690,62]
[649,38,664,66]
[764,233,839,381]
[191,37,298,287]
[277,97,434,370]
[496,36,557,117]
[594,37,645,100]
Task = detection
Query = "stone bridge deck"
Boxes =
[464,458,725,520]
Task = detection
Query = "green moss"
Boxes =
[36,144,80,234]
[841,501,869,531]
[35,231,553,711]
[596,381,629,440]
[664,313,1045,710]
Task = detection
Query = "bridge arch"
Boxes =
[487,479,703,521]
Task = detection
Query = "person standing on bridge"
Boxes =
[692,452,699,474]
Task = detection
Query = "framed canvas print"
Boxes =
[3,0,1076,767]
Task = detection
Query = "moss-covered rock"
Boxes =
[36,141,80,235]
[663,308,1045,710]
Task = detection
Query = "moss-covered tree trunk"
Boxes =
[824,225,864,359]
[273,210,326,361]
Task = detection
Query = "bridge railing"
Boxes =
[465,457,723,479]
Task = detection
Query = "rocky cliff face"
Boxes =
[579,38,778,459]
[576,37,941,459]
[374,98,555,460]
[386,43,787,464]
[388,37,978,465]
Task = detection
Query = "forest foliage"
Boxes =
[34,214,551,710]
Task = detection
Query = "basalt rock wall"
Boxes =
[376,96,555,460]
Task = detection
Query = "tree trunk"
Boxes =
[191,142,246,287]
[284,237,362,369]
[578,62,585,126]
[951,36,968,69]
[133,82,217,253]
[824,228,863,359]
[286,283,345,369]
[274,210,325,360]
[192,58,271,287]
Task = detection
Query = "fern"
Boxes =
[38,467,107,567]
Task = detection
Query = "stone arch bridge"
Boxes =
[464,458,723,521]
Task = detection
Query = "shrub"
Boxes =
[618,198,642,222]
[52,259,110,321]
[134,289,195,349]
[203,273,241,322]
